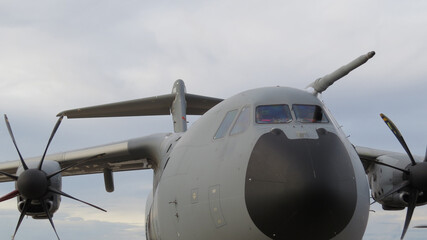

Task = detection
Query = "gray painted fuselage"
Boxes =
[146,86,370,240]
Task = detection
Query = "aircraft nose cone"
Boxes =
[245,128,357,240]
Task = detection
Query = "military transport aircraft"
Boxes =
[0,51,426,240]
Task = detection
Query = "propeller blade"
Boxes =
[414,225,427,228]
[0,190,19,202]
[424,146,427,162]
[0,170,18,181]
[372,180,410,204]
[41,199,61,240]
[48,187,106,212]
[12,199,30,240]
[362,158,409,174]
[47,153,106,179]
[4,115,28,170]
[401,190,419,240]
[380,113,416,166]
[38,116,64,170]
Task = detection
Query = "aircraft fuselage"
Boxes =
[146,86,370,240]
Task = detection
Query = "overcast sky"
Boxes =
[0,0,426,239]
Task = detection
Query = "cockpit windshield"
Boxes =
[293,104,328,123]
[256,105,292,124]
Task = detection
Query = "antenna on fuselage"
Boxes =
[307,51,375,95]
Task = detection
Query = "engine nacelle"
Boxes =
[368,155,407,209]
[15,160,62,219]
[368,155,427,209]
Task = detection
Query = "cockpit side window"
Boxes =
[230,106,250,135]
[256,105,292,124]
[293,104,329,123]
[214,109,238,139]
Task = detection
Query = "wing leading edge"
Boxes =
[0,133,170,183]
[356,146,424,172]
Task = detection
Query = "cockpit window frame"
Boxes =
[292,104,329,123]
[255,104,293,124]
[214,109,239,139]
[230,106,251,136]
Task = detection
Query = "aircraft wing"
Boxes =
[0,133,169,183]
[0,80,221,183]
[356,146,424,172]
[57,93,223,118]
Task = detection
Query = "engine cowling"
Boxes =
[15,160,62,219]
[368,155,427,209]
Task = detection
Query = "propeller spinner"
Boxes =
[0,114,106,240]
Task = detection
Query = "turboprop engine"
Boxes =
[14,160,62,219]
[0,115,106,239]
[368,155,427,210]
[365,114,427,239]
